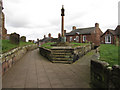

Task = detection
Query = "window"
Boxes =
[83,36,86,42]
[76,32,80,35]
[6,36,10,40]
[105,35,111,44]
[70,37,72,42]
[76,36,79,42]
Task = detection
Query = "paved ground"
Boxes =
[2,48,96,88]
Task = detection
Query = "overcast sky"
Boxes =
[3,0,120,41]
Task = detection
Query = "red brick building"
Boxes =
[65,23,103,46]
[101,25,120,45]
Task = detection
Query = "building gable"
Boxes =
[101,29,115,37]
[115,25,120,35]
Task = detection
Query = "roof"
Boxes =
[115,25,120,35]
[65,27,95,36]
[101,29,116,37]
[40,37,58,42]
[51,38,58,42]
[40,37,51,42]
[109,29,116,35]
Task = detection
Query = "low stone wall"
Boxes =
[91,56,120,89]
[73,44,91,62]
[1,44,38,75]
[39,47,52,60]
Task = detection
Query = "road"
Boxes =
[2,48,96,88]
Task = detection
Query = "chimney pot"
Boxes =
[48,33,51,38]
[58,33,61,38]
[44,35,46,38]
[64,30,66,34]
[95,23,99,27]
[72,26,76,30]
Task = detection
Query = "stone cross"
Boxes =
[61,5,65,37]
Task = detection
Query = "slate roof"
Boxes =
[101,25,120,37]
[115,25,120,35]
[51,38,58,42]
[40,37,58,42]
[65,27,95,36]
[108,29,116,35]
[40,37,51,42]
[101,29,116,37]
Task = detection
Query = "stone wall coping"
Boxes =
[50,44,91,50]
[40,47,52,52]
[91,59,109,67]
[91,58,120,88]
[2,44,36,54]
[51,46,73,50]
[2,44,37,63]
[74,46,83,50]
[107,66,113,70]
[112,65,120,69]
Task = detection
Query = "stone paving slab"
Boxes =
[2,48,96,88]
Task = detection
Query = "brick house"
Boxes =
[65,23,103,46]
[39,33,60,46]
[39,33,53,45]
[101,25,120,45]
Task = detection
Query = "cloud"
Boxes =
[3,0,120,41]
[118,1,120,25]
[6,16,30,28]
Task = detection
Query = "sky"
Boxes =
[3,0,120,41]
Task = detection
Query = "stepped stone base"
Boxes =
[51,46,74,64]
[39,43,92,64]
[51,42,70,46]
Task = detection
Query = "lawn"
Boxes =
[41,42,56,49]
[2,40,33,53]
[100,44,119,66]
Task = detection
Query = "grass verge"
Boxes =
[41,42,56,49]
[100,44,118,66]
[2,40,33,53]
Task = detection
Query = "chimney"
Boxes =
[44,35,46,38]
[58,33,61,38]
[37,38,39,41]
[72,26,76,30]
[64,30,66,34]
[95,23,99,28]
[48,33,51,38]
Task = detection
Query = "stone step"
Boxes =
[52,60,73,64]
[52,50,74,53]
[51,58,73,61]
[50,47,74,63]
[51,53,73,55]
[51,55,74,58]
[51,49,74,51]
